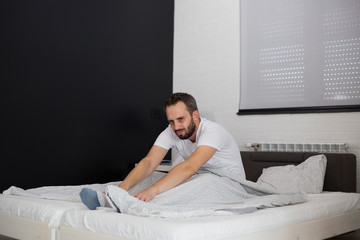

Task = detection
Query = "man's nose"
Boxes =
[174,121,182,130]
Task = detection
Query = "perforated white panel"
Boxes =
[239,0,360,111]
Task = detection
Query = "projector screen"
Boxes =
[238,0,360,114]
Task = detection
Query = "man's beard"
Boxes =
[175,118,196,140]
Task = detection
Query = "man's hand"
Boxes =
[131,186,159,202]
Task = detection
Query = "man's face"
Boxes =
[166,102,196,140]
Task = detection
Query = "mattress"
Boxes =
[61,191,360,240]
[0,193,84,227]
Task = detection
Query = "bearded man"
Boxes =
[118,92,245,202]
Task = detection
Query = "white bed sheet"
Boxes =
[61,192,360,240]
[0,194,84,227]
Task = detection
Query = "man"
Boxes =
[80,92,245,209]
[118,92,245,202]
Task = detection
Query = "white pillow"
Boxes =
[256,154,327,194]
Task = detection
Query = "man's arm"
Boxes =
[132,145,217,202]
[119,145,168,191]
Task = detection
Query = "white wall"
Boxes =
[173,0,360,192]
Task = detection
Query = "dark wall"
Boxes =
[0,0,173,191]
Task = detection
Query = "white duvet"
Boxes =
[4,171,306,218]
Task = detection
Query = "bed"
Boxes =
[1,151,359,240]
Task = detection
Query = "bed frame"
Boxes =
[0,212,57,240]
[0,151,359,240]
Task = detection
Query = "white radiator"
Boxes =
[246,143,349,153]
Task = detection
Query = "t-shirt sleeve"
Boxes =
[154,127,175,150]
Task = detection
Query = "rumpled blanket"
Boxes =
[3,170,306,218]
[3,181,120,202]
[106,169,306,217]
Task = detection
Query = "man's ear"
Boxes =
[192,110,200,120]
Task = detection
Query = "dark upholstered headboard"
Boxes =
[240,151,357,193]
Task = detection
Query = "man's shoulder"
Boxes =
[198,118,230,140]
[200,118,226,131]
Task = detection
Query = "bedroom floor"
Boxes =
[328,229,360,239]
[1,231,360,240]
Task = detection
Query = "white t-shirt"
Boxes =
[154,118,246,178]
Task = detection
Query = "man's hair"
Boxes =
[165,92,198,114]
